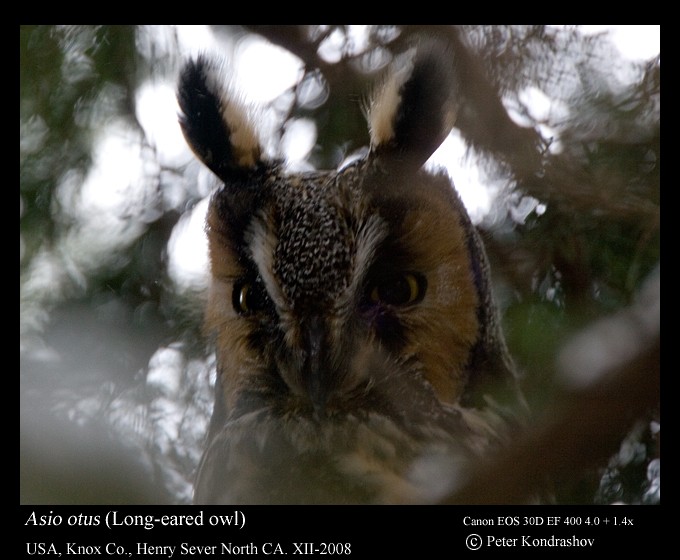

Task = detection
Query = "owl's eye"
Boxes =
[233,278,270,315]
[368,272,426,306]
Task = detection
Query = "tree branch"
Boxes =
[443,268,660,503]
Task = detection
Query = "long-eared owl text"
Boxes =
[177,39,523,504]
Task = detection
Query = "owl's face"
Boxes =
[206,160,480,417]
[178,42,520,503]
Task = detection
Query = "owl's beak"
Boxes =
[300,315,331,416]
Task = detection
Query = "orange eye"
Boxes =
[233,279,270,315]
[369,273,426,306]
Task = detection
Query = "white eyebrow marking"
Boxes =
[245,212,286,311]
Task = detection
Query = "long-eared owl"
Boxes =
[178,39,523,504]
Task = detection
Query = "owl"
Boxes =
[178,39,523,504]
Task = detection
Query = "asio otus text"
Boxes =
[178,40,523,504]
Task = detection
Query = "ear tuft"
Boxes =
[367,41,458,169]
[177,56,263,180]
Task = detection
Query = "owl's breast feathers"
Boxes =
[195,353,513,504]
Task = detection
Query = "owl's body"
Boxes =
[178,40,523,504]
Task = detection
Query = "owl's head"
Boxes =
[179,41,521,502]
